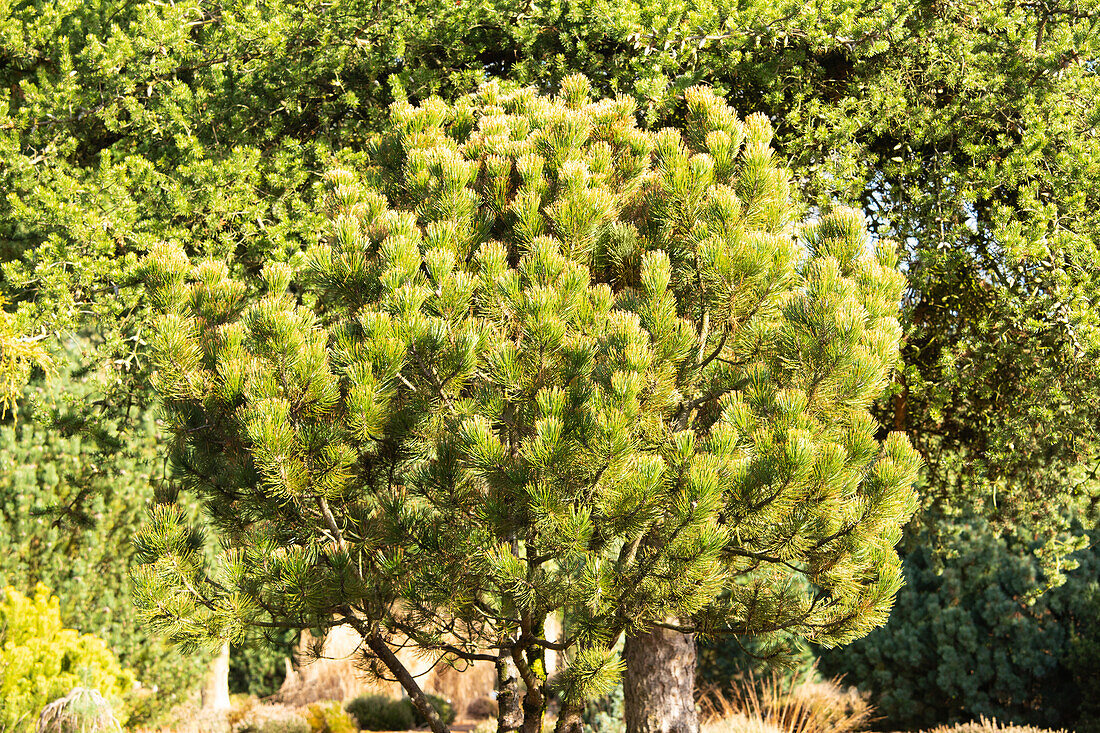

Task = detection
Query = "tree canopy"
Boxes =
[133,78,917,733]
[3,0,1095,541]
[1,0,1096,723]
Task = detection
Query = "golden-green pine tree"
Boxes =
[134,79,918,733]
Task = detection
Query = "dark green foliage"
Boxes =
[581,685,625,733]
[0,357,208,712]
[346,695,416,731]
[820,517,1100,731]
[345,693,453,731]
[229,630,299,698]
[697,633,817,693]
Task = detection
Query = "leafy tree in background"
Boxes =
[3,0,1096,534]
[2,0,1097,725]
[3,0,1095,544]
[634,0,1100,542]
[133,80,917,733]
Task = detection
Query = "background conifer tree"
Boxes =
[134,79,918,733]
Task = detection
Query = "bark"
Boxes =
[364,633,451,733]
[624,627,698,733]
[200,642,231,711]
[497,653,524,733]
[517,645,546,733]
[553,702,584,733]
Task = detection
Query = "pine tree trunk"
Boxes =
[553,702,583,733]
[497,654,523,733]
[201,642,231,712]
[364,633,451,733]
[624,628,698,733]
[518,650,546,733]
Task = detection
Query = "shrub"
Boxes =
[258,714,312,733]
[0,585,134,732]
[820,517,1100,730]
[35,687,121,733]
[345,695,415,731]
[304,702,357,733]
[466,697,498,721]
[228,698,309,733]
[344,693,453,731]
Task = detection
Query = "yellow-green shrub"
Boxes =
[0,585,134,731]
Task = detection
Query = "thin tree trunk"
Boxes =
[624,627,698,733]
[497,653,524,733]
[553,702,583,733]
[201,642,231,712]
[363,633,451,733]
[517,644,547,733]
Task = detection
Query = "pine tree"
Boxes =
[134,79,919,733]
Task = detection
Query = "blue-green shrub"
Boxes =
[820,516,1100,730]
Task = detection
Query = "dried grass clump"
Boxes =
[922,717,1068,733]
[37,688,121,733]
[151,700,230,733]
[275,666,352,709]
[229,699,308,733]
[699,672,873,733]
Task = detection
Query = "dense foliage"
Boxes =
[0,585,134,732]
[3,0,1097,534]
[1,0,1097,723]
[631,1,1100,548]
[0,358,209,709]
[345,693,455,731]
[821,518,1100,731]
[134,80,916,733]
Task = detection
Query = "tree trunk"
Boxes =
[364,633,451,733]
[201,642,231,712]
[497,653,524,733]
[518,644,547,733]
[624,628,698,733]
[553,702,583,733]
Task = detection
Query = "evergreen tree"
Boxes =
[135,80,917,733]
